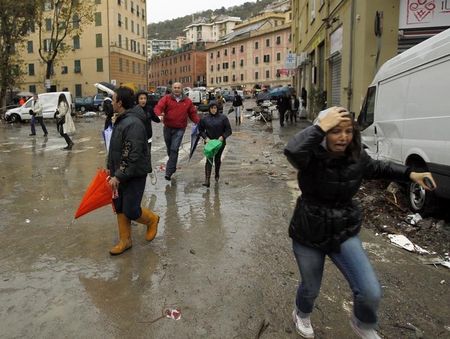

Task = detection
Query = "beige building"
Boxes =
[19,0,147,97]
[292,0,401,116]
[184,15,242,43]
[206,9,293,91]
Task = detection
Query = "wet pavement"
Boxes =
[0,102,449,338]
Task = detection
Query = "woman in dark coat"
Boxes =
[284,106,436,338]
[136,90,161,185]
[198,103,232,187]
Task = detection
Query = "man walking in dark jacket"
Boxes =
[107,86,160,255]
[154,82,200,181]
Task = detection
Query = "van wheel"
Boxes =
[407,167,436,215]
[10,114,21,123]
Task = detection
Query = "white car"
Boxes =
[5,91,74,123]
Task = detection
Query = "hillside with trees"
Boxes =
[147,0,274,39]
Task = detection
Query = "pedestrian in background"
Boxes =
[29,94,48,137]
[284,107,436,339]
[136,90,161,185]
[103,97,114,131]
[107,86,160,255]
[288,92,300,124]
[277,92,290,127]
[154,82,200,181]
[198,103,232,187]
[232,90,243,126]
[56,94,75,150]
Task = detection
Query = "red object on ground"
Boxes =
[74,168,114,219]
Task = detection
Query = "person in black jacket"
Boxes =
[136,90,161,185]
[198,103,232,187]
[103,97,114,130]
[288,92,300,123]
[284,107,436,338]
[232,90,243,126]
[277,92,290,127]
[107,86,160,255]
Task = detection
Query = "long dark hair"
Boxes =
[57,93,67,105]
[345,120,362,161]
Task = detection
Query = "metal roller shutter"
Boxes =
[330,54,342,106]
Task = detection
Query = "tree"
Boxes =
[0,1,36,110]
[35,0,94,89]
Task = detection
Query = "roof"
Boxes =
[218,21,267,43]
[372,28,450,84]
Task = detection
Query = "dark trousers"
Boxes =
[58,125,73,146]
[205,144,225,179]
[31,116,48,135]
[113,176,146,220]
[147,142,153,173]
[163,127,185,178]
[279,109,287,126]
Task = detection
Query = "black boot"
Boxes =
[203,162,212,187]
[215,161,221,182]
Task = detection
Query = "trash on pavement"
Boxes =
[406,213,422,225]
[82,111,97,117]
[165,308,181,320]
[25,219,30,223]
[387,234,429,254]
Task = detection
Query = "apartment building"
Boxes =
[148,42,210,89]
[19,0,147,97]
[147,39,180,59]
[206,10,293,90]
[184,15,242,43]
[292,0,450,116]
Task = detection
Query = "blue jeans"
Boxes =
[163,127,185,178]
[292,236,381,329]
[31,116,48,135]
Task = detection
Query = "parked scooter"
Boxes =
[251,100,277,122]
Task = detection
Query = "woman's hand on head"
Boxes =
[410,172,437,191]
[318,106,351,132]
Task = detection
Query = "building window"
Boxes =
[118,13,122,26]
[74,60,81,73]
[119,58,123,71]
[232,47,235,54]
[118,0,121,5]
[211,77,214,84]
[96,33,102,47]
[217,51,220,57]
[29,85,36,94]
[255,71,258,80]
[95,0,101,3]
[240,45,244,52]
[264,55,270,62]
[131,20,134,33]
[97,58,103,72]
[255,56,259,64]
[223,76,228,82]
[126,37,129,50]
[118,34,122,47]
[255,41,258,49]
[95,12,102,26]
[75,84,82,97]
[73,36,80,49]
[27,41,33,53]
[45,19,52,31]
[28,64,35,76]
[210,65,213,72]
[61,66,68,74]
[266,38,270,47]
[277,52,281,61]
[266,70,270,78]
[276,36,281,45]
[224,49,227,56]
[125,17,128,30]
[240,59,244,67]
[240,74,244,81]
[232,74,236,82]
[44,39,53,52]
[232,61,235,68]
[210,52,213,59]
[217,64,220,71]
[72,14,79,28]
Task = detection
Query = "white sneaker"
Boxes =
[149,172,157,185]
[350,316,381,339]
[292,309,314,338]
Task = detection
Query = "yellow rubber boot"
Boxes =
[136,207,160,241]
[109,213,132,255]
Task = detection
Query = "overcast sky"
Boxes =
[147,0,256,23]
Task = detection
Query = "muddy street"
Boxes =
[0,104,449,338]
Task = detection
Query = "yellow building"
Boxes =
[292,0,400,116]
[19,0,147,97]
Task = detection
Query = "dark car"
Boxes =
[74,96,95,112]
[93,93,106,111]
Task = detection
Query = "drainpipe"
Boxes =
[347,0,355,111]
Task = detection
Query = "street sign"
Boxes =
[44,79,51,89]
[285,52,297,69]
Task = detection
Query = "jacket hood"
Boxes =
[115,106,147,124]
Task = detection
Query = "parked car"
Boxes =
[74,96,95,112]
[5,91,73,123]
[93,93,106,111]
[221,90,235,102]
[358,28,450,213]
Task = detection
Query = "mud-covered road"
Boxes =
[0,101,449,338]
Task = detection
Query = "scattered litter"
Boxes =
[33,209,39,213]
[406,213,422,226]
[82,111,97,117]
[388,234,429,254]
[440,280,446,284]
[25,219,30,223]
[189,249,196,255]
[165,308,181,320]
[52,167,59,170]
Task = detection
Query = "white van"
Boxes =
[5,91,73,123]
[358,28,450,213]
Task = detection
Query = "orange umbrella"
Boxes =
[75,168,114,219]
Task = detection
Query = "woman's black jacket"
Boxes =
[139,103,161,140]
[198,113,232,142]
[284,125,411,252]
[107,106,151,182]
[232,95,243,107]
